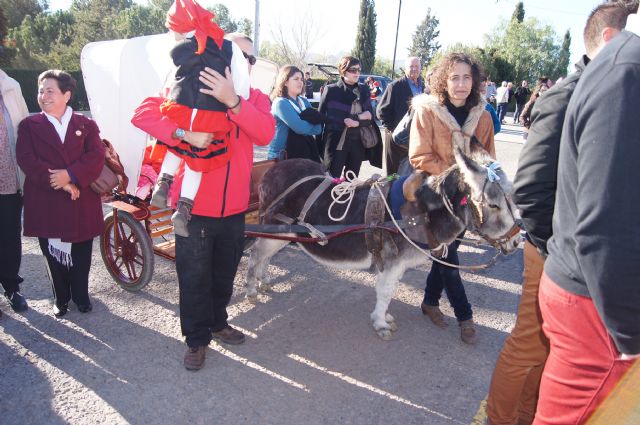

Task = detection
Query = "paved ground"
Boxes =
[0,123,529,425]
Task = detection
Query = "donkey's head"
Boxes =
[403,148,521,254]
[452,147,522,253]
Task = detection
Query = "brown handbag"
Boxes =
[90,139,128,195]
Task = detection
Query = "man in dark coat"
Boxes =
[376,56,424,174]
[512,80,530,124]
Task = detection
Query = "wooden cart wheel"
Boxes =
[100,211,154,291]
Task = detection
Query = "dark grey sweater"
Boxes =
[545,30,640,355]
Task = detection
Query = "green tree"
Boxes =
[0,0,46,29]
[237,17,253,37]
[371,55,394,77]
[555,29,571,79]
[114,4,166,38]
[149,0,172,11]
[407,8,440,68]
[352,0,376,73]
[0,6,16,66]
[10,10,75,69]
[71,0,133,43]
[211,4,238,33]
[484,17,561,83]
[511,2,525,23]
[429,43,514,82]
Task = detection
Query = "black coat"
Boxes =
[169,38,233,111]
[512,55,588,256]
[377,76,423,131]
[513,86,531,105]
[318,78,382,169]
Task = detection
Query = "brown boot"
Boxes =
[183,345,206,371]
[150,173,173,208]
[421,302,448,328]
[459,319,477,344]
[172,197,193,237]
[212,325,246,345]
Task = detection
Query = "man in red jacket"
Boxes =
[132,33,275,371]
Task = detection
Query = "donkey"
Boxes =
[246,148,521,339]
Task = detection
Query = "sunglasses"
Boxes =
[347,67,362,74]
[242,51,257,65]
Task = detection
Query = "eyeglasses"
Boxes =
[242,51,257,65]
[346,67,362,74]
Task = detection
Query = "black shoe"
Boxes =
[5,291,28,312]
[77,303,93,313]
[53,303,68,318]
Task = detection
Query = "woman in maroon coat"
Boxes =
[16,70,105,317]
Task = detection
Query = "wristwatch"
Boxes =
[174,128,186,139]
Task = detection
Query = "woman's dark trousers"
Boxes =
[423,239,472,322]
[38,238,93,308]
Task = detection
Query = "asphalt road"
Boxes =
[0,123,528,425]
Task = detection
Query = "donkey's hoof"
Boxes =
[258,283,272,293]
[376,328,394,341]
[387,320,398,332]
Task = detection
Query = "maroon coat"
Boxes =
[16,112,105,242]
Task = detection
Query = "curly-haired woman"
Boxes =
[409,52,496,344]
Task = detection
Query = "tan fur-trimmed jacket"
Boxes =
[408,94,495,175]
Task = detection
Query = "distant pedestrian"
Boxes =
[480,75,501,134]
[304,71,314,99]
[485,76,497,107]
[495,81,509,123]
[512,80,530,124]
[519,83,548,140]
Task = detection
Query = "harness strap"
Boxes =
[364,178,397,272]
[298,177,333,224]
[261,174,332,218]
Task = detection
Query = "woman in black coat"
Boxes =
[318,56,380,177]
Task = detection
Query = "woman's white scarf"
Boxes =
[411,94,486,155]
[48,239,73,268]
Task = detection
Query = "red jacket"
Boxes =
[16,113,105,242]
[132,88,275,217]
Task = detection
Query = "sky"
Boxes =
[49,0,602,73]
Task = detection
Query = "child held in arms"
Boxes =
[149,0,249,237]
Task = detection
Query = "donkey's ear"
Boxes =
[453,145,484,195]
[403,171,426,202]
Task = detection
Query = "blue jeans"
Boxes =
[513,103,526,124]
[423,239,472,322]
[497,103,508,123]
[175,213,245,347]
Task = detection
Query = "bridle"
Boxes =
[440,173,520,251]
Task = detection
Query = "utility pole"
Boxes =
[254,0,260,55]
[391,0,402,79]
